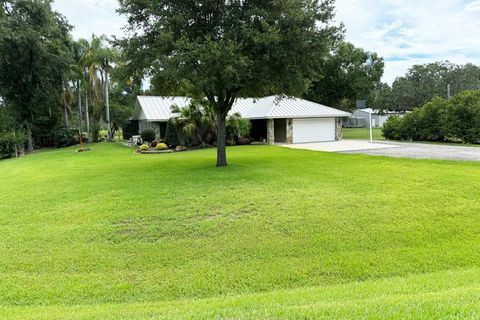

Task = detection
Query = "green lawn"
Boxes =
[1,143,480,319]
[343,127,384,140]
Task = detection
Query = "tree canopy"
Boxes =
[117,0,343,166]
[306,41,384,111]
[372,61,480,112]
[0,0,72,151]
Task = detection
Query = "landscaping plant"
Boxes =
[383,90,480,144]
[141,129,156,143]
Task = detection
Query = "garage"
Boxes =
[293,118,336,143]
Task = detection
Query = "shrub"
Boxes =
[198,143,210,149]
[382,116,407,140]
[383,90,480,144]
[165,119,182,147]
[141,129,156,142]
[139,144,149,151]
[53,128,78,147]
[226,114,251,142]
[150,141,158,148]
[0,131,24,159]
[414,97,447,141]
[91,125,100,143]
[237,137,251,145]
[155,143,168,150]
[99,129,108,139]
[444,91,480,143]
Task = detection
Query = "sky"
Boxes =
[52,0,480,84]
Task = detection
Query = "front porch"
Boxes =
[250,119,293,144]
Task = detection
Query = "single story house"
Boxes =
[128,95,351,144]
[349,108,404,128]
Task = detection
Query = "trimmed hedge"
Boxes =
[141,129,156,142]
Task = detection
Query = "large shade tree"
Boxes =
[117,0,343,166]
[0,0,72,151]
[306,41,384,112]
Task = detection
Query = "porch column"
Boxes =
[335,118,343,141]
[286,119,293,144]
[267,119,275,145]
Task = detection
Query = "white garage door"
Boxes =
[293,118,336,143]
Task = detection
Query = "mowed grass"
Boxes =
[1,143,480,319]
[343,127,384,140]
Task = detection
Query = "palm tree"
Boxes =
[171,100,216,144]
[60,80,73,128]
[79,35,117,141]
[71,40,87,141]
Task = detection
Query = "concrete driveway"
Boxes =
[282,140,401,152]
[343,140,480,161]
[283,140,480,162]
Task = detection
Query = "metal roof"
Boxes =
[134,95,351,121]
[135,96,192,121]
[354,108,404,115]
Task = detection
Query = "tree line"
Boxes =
[383,91,480,144]
[0,0,140,158]
[371,61,480,112]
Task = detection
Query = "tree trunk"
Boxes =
[77,81,83,133]
[85,91,90,140]
[216,114,227,167]
[13,131,18,158]
[105,70,112,141]
[26,121,33,152]
[196,128,203,145]
[63,97,69,129]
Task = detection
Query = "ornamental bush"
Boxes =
[155,143,168,150]
[139,144,149,151]
[141,129,156,142]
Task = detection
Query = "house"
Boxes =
[128,95,351,144]
[349,108,404,128]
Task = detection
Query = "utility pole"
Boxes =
[77,80,83,149]
[447,83,451,100]
[369,110,373,143]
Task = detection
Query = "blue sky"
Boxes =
[53,0,480,84]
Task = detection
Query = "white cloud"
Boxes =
[52,0,126,39]
[335,0,480,83]
[51,0,480,84]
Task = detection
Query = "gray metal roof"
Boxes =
[134,95,351,121]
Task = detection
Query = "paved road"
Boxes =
[342,141,480,161]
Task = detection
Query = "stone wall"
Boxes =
[286,119,293,144]
[335,118,343,141]
[267,119,275,145]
